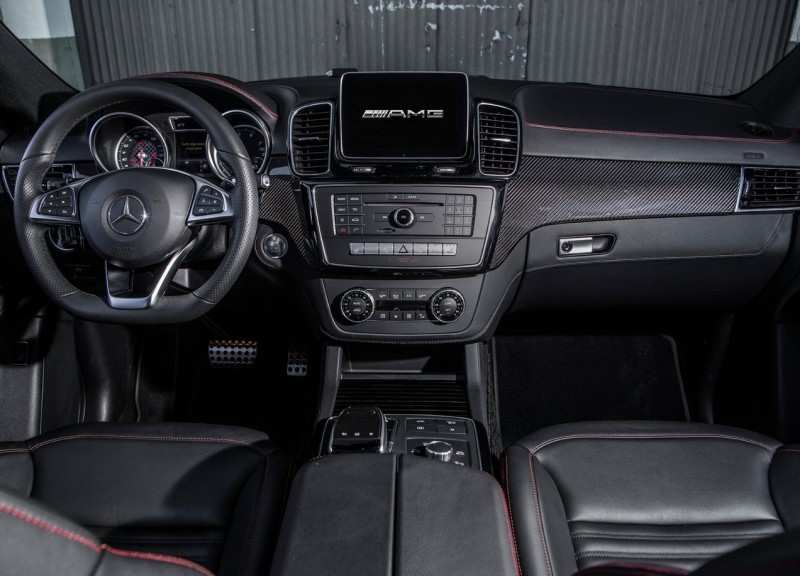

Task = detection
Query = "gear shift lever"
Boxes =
[328,406,388,454]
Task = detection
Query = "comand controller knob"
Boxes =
[429,288,465,323]
[423,440,454,462]
[339,288,375,323]
[390,207,415,228]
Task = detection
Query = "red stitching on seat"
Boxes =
[28,433,269,456]
[525,432,776,455]
[501,455,524,576]
[102,545,214,576]
[576,562,689,576]
[529,454,554,576]
[0,502,101,552]
[0,502,214,575]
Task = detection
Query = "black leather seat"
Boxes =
[504,421,800,576]
[0,487,214,575]
[0,422,289,575]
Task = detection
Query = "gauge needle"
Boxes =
[137,149,148,167]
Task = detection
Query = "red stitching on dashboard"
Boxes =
[138,72,279,119]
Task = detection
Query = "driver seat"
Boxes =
[0,422,289,576]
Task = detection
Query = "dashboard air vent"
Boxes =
[1,164,76,199]
[740,167,800,210]
[477,102,520,177]
[290,102,333,176]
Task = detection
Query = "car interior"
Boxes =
[1,3,800,575]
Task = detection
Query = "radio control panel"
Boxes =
[310,184,496,269]
[332,192,476,237]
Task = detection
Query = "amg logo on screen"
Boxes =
[361,109,444,119]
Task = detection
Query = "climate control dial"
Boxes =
[429,288,465,323]
[339,288,375,323]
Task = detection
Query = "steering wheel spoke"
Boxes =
[104,237,198,310]
[28,181,85,225]
[187,177,234,226]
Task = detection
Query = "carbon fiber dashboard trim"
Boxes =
[259,176,315,264]
[491,156,742,267]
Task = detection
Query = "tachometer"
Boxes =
[116,127,167,169]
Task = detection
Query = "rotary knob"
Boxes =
[429,288,465,323]
[339,288,375,323]
[390,207,415,228]
[423,441,454,462]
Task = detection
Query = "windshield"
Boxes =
[2,0,799,95]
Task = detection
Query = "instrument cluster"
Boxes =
[88,108,271,182]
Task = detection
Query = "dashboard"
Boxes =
[2,71,800,343]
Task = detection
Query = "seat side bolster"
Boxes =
[0,448,34,496]
[505,445,577,576]
[769,446,800,530]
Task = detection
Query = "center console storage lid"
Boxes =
[270,454,518,576]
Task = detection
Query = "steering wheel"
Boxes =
[13,79,259,324]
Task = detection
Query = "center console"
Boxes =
[295,71,522,342]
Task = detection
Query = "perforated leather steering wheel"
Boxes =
[13,79,259,324]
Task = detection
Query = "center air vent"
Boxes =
[477,102,520,177]
[290,102,333,176]
[739,167,800,210]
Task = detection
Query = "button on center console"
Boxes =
[390,207,416,228]
[339,288,375,323]
[313,184,496,269]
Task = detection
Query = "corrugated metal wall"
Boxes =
[70,0,798,95]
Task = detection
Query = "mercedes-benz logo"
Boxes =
[107,195,148,235]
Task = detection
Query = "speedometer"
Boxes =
[206,109,271,182]
[216,125,268,180]
[116,127,167,169]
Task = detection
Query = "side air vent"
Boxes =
[1,164,76,199]
[739,167,800,210]
[290,102,333,176]
[477,102,520,177]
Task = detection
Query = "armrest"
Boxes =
[270,454,518,576]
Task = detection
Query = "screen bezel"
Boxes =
[338,71,471,162]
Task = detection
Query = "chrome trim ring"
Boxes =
[206,109,271,182]
[89,112,170,172]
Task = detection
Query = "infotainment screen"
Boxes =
[339,72,469,160]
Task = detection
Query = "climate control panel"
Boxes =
[337,287,466,325]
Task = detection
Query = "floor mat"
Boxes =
[493,334,689,448]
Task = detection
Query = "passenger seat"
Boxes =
[0,422,289,575]
[504,421,800,575]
